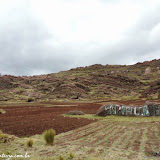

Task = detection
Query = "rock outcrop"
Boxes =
[65,111,85,115]
[144,67,151,75]
[96,102,160,117]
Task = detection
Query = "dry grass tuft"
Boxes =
[26,139,33,147]
[43,129,56,145]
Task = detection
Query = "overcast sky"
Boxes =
[0,0,160,76]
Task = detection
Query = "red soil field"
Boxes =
[0,102,101,137]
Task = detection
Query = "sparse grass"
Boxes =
[0,130,9,143]
[62,114,160,122]
[43,129,56,145]
[0,102,45,107]
[87,157,101,160]
[119,95,140,100]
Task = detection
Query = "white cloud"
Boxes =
[31,0,141,43]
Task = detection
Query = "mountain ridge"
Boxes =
[0,59,160,101]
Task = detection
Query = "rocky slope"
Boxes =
[0,59,160,101]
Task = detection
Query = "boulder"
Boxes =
[96,102,160,117]
[65,111,85,115]
[144,67,151,75]
[96,104,112,116]
[145,101,160,105]
[157,67,160,74]
[145,101,160,116]
[96,105,106,116]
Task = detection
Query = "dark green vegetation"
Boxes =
[0,59,160,101]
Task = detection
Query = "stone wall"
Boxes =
[96,102,160,117]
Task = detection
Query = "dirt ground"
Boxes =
[0,99,160,137]
[0,102,101,137]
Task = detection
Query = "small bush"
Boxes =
[26,139,33,147]
[43,129,56,145]
[0,109,6,114]
[69,152,74,159]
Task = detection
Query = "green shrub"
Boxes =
[43,129,56,145]
[0,109,6,114]
[26,139,33,147]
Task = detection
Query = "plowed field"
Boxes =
[0,102,101,136]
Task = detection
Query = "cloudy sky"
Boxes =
[0,0,160,76]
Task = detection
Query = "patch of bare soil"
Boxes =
[0,102,101,137]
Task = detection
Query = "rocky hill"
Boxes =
[0,59,160,101]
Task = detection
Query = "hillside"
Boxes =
[0,59,160,101]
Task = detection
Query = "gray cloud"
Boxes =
[0,1,76,75]
[89,2,160,65]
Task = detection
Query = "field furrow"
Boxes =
[55,121,108,145]
[132,129,144,152]
[77,123,114,145]
[146,126,160,153]
[112,127,132,148]
[145,127,154,154]
[96,125,121,146]
[102,127,126,147]
[139,128,147,152]
[123,130,138,149]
